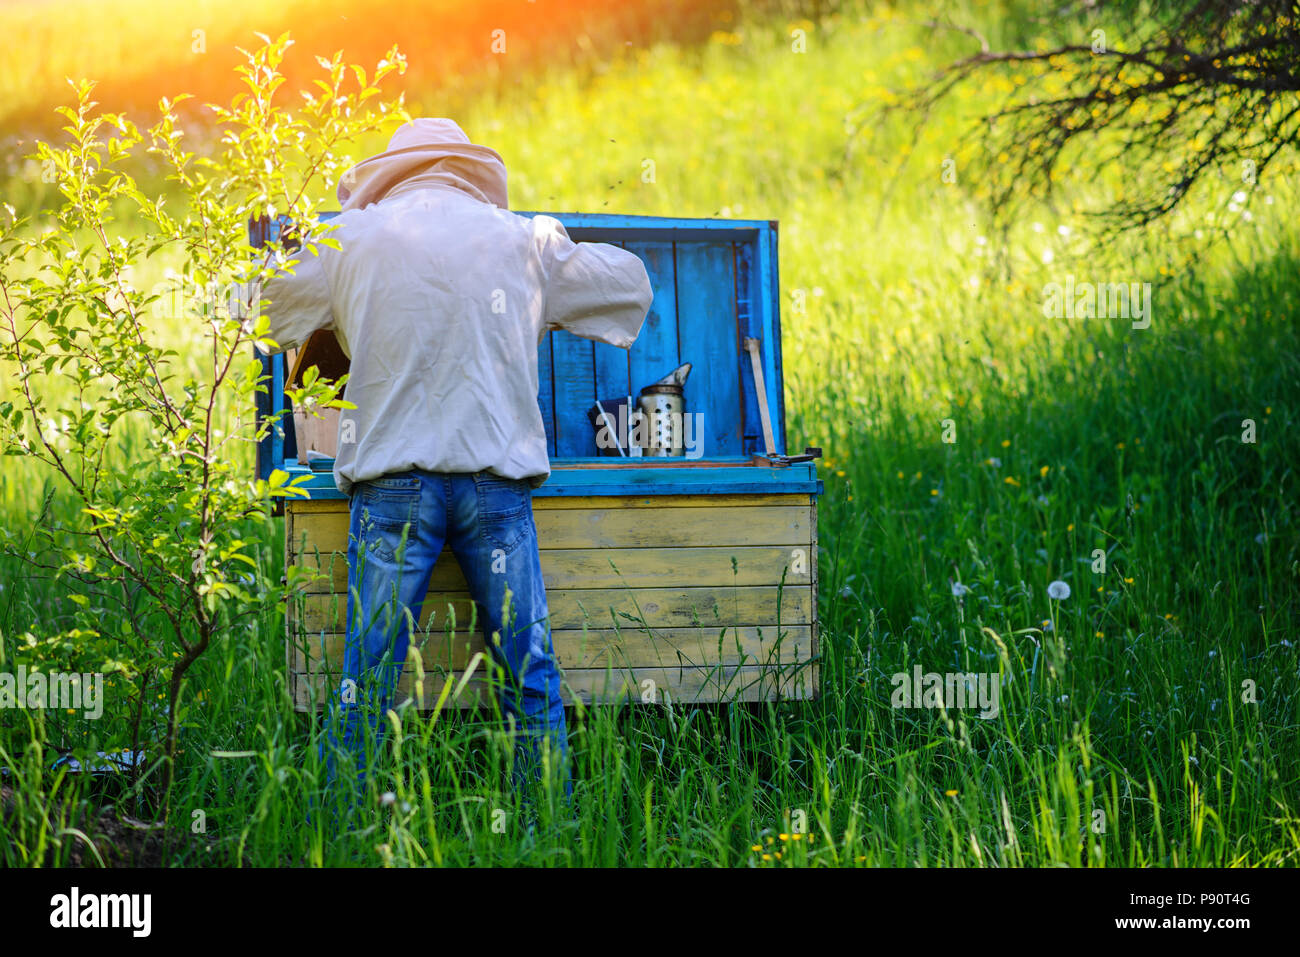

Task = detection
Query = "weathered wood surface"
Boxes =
[293,585,813,633]
[292,544,810,592]
[285,494,819,709]
[292,663,817,711]
[289,502,813,551]
[289,625,813,672]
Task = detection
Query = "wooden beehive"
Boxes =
[252,212,822,710]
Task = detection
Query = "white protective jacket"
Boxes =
[257,158,653,498]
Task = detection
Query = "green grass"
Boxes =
[1,0,1297,866]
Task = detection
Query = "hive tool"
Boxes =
[743,336,822,466]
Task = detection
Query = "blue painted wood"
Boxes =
[537,330,556,456]
[514,211,773,243]
[249,214,291,484]
[269,460,821,498]
[592,240,632,408]
[283,389,298,462]
[250,216,274,483]
[761,221,788,454]
[625,241,679,409]
[270,347,285,473]
[675,241,742,455]
[550,330,596,456]
[735,240,761,455]
[253,348,274,482]
[592,343,630,411]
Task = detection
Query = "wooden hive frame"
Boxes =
[252,213,823,710]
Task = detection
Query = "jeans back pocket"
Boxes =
[357,474,422,560]
[474,474,531,555]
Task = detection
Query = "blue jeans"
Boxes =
[318,468,570,813]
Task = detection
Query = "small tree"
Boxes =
[0,32,407,817]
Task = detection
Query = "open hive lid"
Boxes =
[251,211,822,501]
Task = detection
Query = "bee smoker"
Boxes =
[636,363,692,457]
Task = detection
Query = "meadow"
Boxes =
[1,0,1297,866]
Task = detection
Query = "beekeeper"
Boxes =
[256,117,653,816]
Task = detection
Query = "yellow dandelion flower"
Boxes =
[944,789,958,797]
[1001,439,1011,448]
[1124,577,1134,584]
[836,470,846,477]
[1066,523,1074,531]
[1040,465,1050,478]
[1004,476,1021,487]
[762,853,772,861]
[751,844,763,852]
[1095,631,1104,638]
[778,833,790,841]
[930,489,939,496]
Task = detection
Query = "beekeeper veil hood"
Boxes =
[336,117,509,212]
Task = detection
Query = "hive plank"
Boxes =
[290,544,811,593]
[289,624,813,673]
[292,583,814,634]
[593,241,633,402]
[674,241,741,455]
[292,662,816,711]
[551,330,596,456]
[287,493,809,511]
[625,241,679,401]
[537,331,556,455]
[289,503,812,553]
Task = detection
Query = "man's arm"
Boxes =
[251,248,335,357]
[537,216,653,348]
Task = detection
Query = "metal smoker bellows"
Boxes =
[637,362,692,457]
